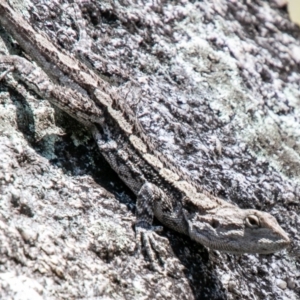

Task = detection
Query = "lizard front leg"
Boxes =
[135,182,178,273]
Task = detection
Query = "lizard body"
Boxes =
[0,0,290,262]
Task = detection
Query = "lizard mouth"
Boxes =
[255,236,290,254]
[190,229,290,254]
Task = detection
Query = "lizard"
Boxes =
[0,0,290,268]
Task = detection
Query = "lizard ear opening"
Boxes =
[210,219,220,229]
[245,215,260,228]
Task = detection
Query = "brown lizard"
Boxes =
[0,0,290,269]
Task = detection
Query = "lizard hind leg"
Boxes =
[0,65,14,81]
[135,182,173,273]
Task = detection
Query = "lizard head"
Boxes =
[185,206,290,254]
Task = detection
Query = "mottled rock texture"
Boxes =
[0,0,299,299]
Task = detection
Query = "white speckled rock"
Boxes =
[0,0,299,299]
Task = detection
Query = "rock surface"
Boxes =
[0,0,299,299]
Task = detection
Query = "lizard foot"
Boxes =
[135,226,181,275]
[0,66,14,81]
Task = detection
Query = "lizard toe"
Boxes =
[135,226,176,274]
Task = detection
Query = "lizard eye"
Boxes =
[245,215,260,228]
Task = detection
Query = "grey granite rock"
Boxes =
[0,0,299,299]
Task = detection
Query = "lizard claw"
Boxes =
[135,226,174,274]
[135,227,167,273]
